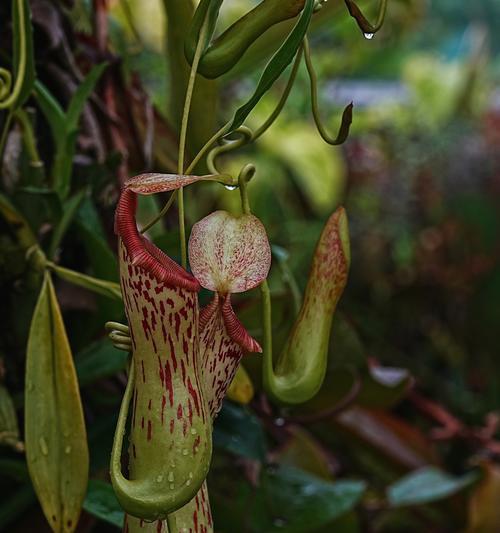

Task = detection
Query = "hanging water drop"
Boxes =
[364,32,374,40]
[224,184,237,191]
[64,445,71,454]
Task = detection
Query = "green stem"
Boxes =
[14,108,43,167]
[177,16,210,269]
[303,37,353,146]
[140,190,177,235]
[253,46,303,141]
[0,110,13,162]
[260,279,274,388]
[0,0,27,110]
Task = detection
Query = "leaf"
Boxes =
[25,272,89,532]
[467,462,500,533]
[226,364,254,405]
[387,467,479,508]
[65,63,107,132]
[0,192,36,247]
[213,402,267,460]
[75,339,128,387]
[33,81,66,152]
[48,189,87,259]
[227,0,314,132]
[263,466,366,532]
[83,480,124,529]
[51,264,122,301]
[12,0,36,109]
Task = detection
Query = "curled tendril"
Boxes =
[344,0,388,35]
[303,37,353,146]
[105,321,132,352]
[206,126,254,186]
[0,0,27,110]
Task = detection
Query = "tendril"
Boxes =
[344,0,388,35]
[303,37,353,146]
[0,0,27,110]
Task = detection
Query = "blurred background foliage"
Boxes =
[1,0,500,531]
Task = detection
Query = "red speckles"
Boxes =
[156,521,163,532]
[177,404,183,420]
[147,420,152,441]
[192,435,201,455]
[164,360,174,407]
[183,337,189,355]
[188,377,200,417]
[141,360,146,383]
[181,359,186,384]
[161,395,166,425]
[148,399,152,410]
[166,297,174,308]
[132,443,137,459]
[169,336,177,371]
[187,324,193,339]
[174,314,181,338]
[141,416,144,430]
[169,418,174,434]
[193,511,198,533]
[188,399,193,426]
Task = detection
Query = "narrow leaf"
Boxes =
[227,0,314,132]
[33,81,66,152]
[388,467,479,508]
[51,264,122,301]
[65,63,107,132]
[83,480,124,529]
[49,189,87,258]
[25,273,89,532]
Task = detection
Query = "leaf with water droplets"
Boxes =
[25,272,89,532]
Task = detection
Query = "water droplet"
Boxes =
[188,472,193,479]
[168,472,174,482]
[170,459,176,468]
[274,417,285,427]
[224,184,237,191]
[39,437,48,456]
[190,428,197,435]
[186,479,192,486]
[363,32,374,40]
[156,475,164,483]
[182,449,188,456]
[169,483,175,490]
[64,445,71,455]
[27,380,34,391]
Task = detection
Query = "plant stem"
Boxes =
[0,0,27,110]
[303,37,353,145]
[140,190,177,235]
[253,46,303,141]
[177,17,209,269]
[0,110,13,162]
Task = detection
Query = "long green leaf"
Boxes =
[227,0,314,132]
[33,81,66,152]
[25,272,89,532]
[65,63,107,132]
[51,264,122,301]
[48,189,87,259]
[387,467,479,508]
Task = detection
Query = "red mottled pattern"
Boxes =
[189,211,271,294]
[125,173,209,195]
[119,239,211,526]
